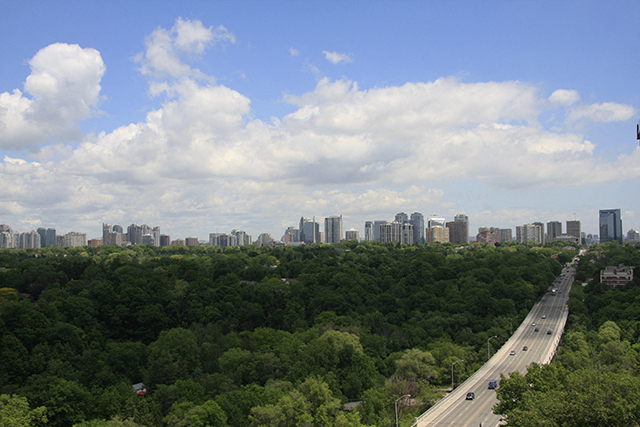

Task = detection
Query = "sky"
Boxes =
[1,0,639,241]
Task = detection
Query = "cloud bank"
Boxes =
[0,18,637,237]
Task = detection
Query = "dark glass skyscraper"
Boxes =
[599,209,622,243]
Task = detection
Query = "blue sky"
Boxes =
[1,0,639,241]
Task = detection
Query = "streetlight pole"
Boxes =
[451,359,464,391]
[395,394,411,427]
[488,335,497,361]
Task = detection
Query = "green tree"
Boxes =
[0,394,47,427]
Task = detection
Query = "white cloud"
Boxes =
[322,50,353,64]
[549,89,580,106]
[567,101,636,123]
[135,17,235,80]
[0,43,105,150]
[2,19,639,238]
[289,47,300,56]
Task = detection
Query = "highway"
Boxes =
[413,263,575,427]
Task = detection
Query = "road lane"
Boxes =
[414,264,574,427]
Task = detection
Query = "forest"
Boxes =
[495,241,640,426]
[0,239,629,426]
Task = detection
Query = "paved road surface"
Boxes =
[413,264,575,427]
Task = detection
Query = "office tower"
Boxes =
[324,215,343,244]
[380,221,402,243]
[516,224,544,244]
[282,227,300,243]
[395,212,409,224]
[499,229,512,243]
[300,217,320,244]
[626,229,640,243]
[599,209,623,243]
[401,222,414,244]
[566,220,581,243]
[426,225,449,243]
[37,228,47,248]
[0,230,15,248]
[447,214,469,244]
[373,220,387,241]
[364,221,374,241]
[345,229,359,241]
[547,221,562,241]
[159,235,171,246]
[410,212,425,244]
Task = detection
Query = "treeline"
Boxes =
[0,241,572,426]
[495,241,640,426]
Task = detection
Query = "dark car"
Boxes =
[523,346,528,351]
[466,392,475,400]
[534,327,539,332]
[547,330,552,335]
[488,381,497,389]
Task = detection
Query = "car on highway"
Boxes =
[522,346,528,351]
[532,322,536,326]
[488,381,497,389]
[534,327,539,332]
[466,392,475,400]
[547,330,552,335]
[541,314,546,319]
[510,350,516,356]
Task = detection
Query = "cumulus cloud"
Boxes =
[549,89,580,106]
[135,17,235,80]
[289,47,300,56]
[0,43,105,150]
[2,18,639,238]
[323,50,353,64]
[567,101,636,123]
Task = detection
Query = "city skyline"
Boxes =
[1,209,634,245]
[1,1,639,240]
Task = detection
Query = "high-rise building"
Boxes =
[566,220,581,243]
[345,229,359,241]
[599,209,623,243]
[300,217,320,244]
[159,235,171,246]
[185,237,199,246]
[395,212,409,224]
[324,215,343,244]
[447,214,469,244]
[499,229,512,243]
[426,225,449,243]
[410,212,425,244]
[373,220,387,241]
[547,221,562,241]
[428,216,446,228]
[37,228,47,248]
[516,224,544,244]
[62,232,87,247]
[401,222,414,244]
[103,223,123,246]
[380,221,402,243]
[364,221,374,241]
[282,227,300,243]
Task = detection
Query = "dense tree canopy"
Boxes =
[0,241,580,426]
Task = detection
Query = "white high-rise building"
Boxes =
[516,224,544,244]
